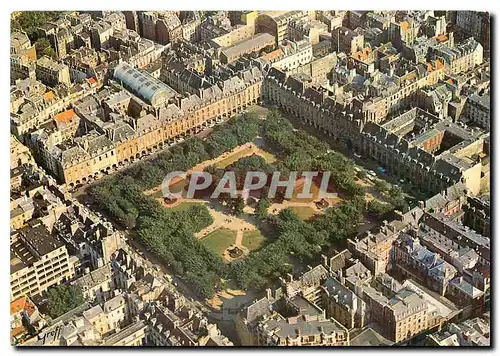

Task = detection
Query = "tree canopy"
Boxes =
[88,113,262,298]
[45,284,85,319]
[11,12,65,42]
[87,111,370,297]
[255,197,271,220]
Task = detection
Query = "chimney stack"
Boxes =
[322,254,329,268]
[265,288,272,300]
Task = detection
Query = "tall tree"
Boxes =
[255,198,270,220]
[45,284,85,318]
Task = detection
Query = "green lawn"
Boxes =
[168,201,204,212]
[200,228,236,256]
[152,178,187,199]
[214,146,277,169]
[242,229,266,252]
[259,150,277,164]
[288,206,318,221]
[213,147,255,169]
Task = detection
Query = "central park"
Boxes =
[88,108,409,305]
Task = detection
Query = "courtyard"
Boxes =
[143,135,344,263]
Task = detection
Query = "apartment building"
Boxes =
[71,264,114,303]
[103,294,129,331]
[420,212,490,268]
[10,194,35,230]
[11,135,33,169]
[33,61,262,187]
[347,211,421,274]
[49,27,75,58]
[11,32,37,59]
[109,30,166,69]
[288,19,329,45]
[103,320,147,346]
[454,11,490,56]
[463,195,490,237]
[123,11,140,33]
[389,19,419,50]
[321,277,367,330]
[139,11,199,45]
[354,280,441,344]
[447,277,485,318]
[11,296,45,345]
[90,21,114,50]
[24,302,92,345]
[139,12,159,42]
[11,225,74,300]
[416,224,480,274]
[205,12,257,48]
[220,33,275,64]
[358,108,485,196]
[181,18,202,43]
[11,53,37,84]
[462,93,490,130]
[391,232,458,296]
[156,12,183,44]
[429,38,483,75]
[289,52,337,85]
[426,312,490,346]
[258,38,313,72]
[36,57,71,87]
[10,163,71,231]
[332,27,364,55]
[145,303,226,346]
[27,295,140,346]
[53,206,125,270]
[315,11,346,31]
[235,294,349,346]
[103,12,127,32]
[255,11,311,45]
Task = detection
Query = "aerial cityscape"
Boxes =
[10,10,490,347]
